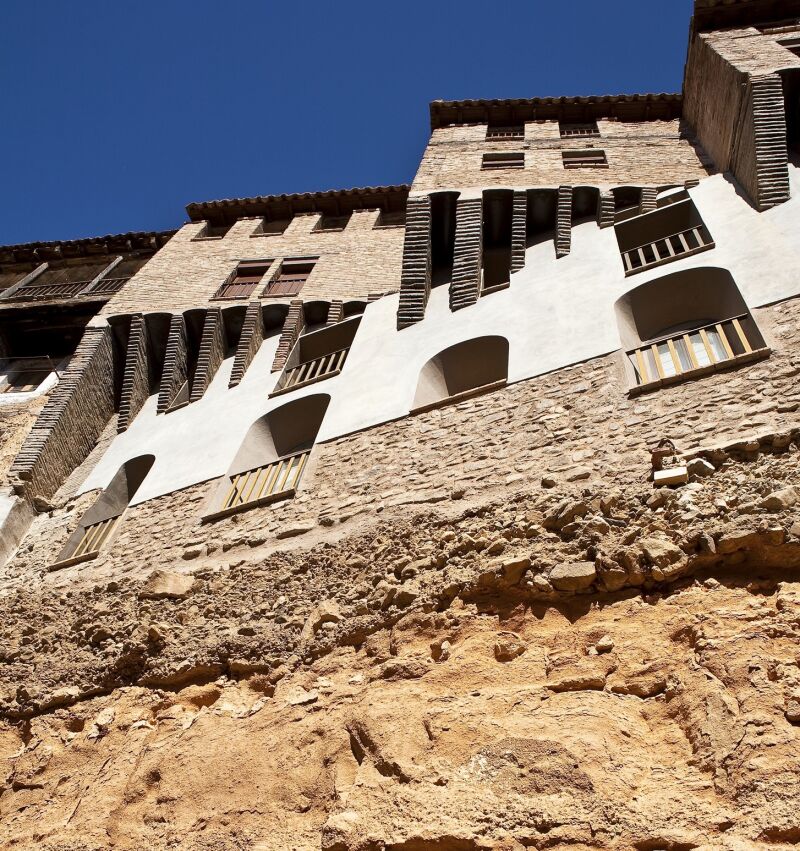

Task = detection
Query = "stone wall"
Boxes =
[6,293,799,588]
[411,119,712,193]
[102,209,405,316]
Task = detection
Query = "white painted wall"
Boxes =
[79,168,800,507]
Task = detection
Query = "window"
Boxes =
[263,258,316,297]
[194,221,232,240]
[315,213,351,232]
[49,455,155,570]
[252,218,291,237]
[374,209,406,228]
[271,316,361,397]
[89,257,148,296]
[482,190,512,294]
[204,394,330,520]
[213,261,272,300]
[615,268,770,394]
[615,198,714,276]
[562,149,608,168]
[486,124,524,140]
[411,336,509,414]
[482,152,524,170]
[559,121,600,138]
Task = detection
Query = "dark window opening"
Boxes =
[375,209,406,228]
[482,152,524,170]
[563,149,608,168]
[486,124,524,140]
[214,261,272,300]
[431,192,458,288]
[482,190,513,293]
[526,189,556,250]
[90,256,149,296]
[613,187,642,223]
[560,121,600,138]
[572,186,600,226]
[315,213,351,232]
[264,258,317,297]
[253,218,291,236]
[196,221,233,240]
[781,68,800,160]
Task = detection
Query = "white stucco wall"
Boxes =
[78,168,800,507]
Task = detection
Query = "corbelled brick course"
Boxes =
[117,314,150,433]
[449,197,483,311]
[229,301,265,388]
[190,308,227,402]
[157,314,189,413]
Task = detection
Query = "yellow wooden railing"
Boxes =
[222,450,309,511]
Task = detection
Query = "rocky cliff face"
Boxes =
[1,436,800,850]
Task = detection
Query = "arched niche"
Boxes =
[615,267,768,391]
[411,336,509,413]
[52,454,155,569]
[204,395,330,520]
[343,300,367,318]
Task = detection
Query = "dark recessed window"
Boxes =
[253,218,291,236]
[779,36,800,57]
[264,258,317,297]
[213,261,272,300]
[195,221,233,240]
[482,152,524,170]
[562,149,608,168]
[560,121,600,138]
[315,213,351,232]
[486,124,524,140]
[374,209,406,228]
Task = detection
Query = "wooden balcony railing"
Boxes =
[281,347,349,393]
[72,516,120,560]
[221,450,309,512]
[622,223,713,275]
[627,314,768,392]
[88,275,130,296]
[5,280,91,302]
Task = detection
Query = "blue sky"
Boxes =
[0,0,694,244]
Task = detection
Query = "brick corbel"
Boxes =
[117,314,151,432]
[229,301,264,387]
[556,186,573,258]
[510,190,528,273]
[271,300,305,373]
[190,308,227,402]
[397,195,431,329]
[157,314,189,413]
[450,196,483,311]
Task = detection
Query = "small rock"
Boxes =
[761,486,800,512]
[300,600,342,642]
[566,466,592,482]
[494,633,526,663]
[394,584,420,608]
[687,457,715,477]
[786,697,800,724]
[139,570,195,600]
[549,561,596,592]
[275,522,316,540]
[541,475,558,488]
[87,707,115,741]
[595,635,614,654]
[432,639,451,662]
[286,687,319,706]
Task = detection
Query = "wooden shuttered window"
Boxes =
[482,152,524,170]
[562,149,608,168]
[263,258,316,297]
[213,261,272,300]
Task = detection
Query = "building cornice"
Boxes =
[0,231,175,267]
[186,185,410,226]
[429,93,683,130]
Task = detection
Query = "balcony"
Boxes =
[627,314,770,394]
[4,280,91,302]
[615,197,714,276]
[280,348,349,392]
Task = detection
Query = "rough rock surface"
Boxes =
[1,441,800,849]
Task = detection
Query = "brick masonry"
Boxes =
[229,301,265,388]
[118,314,150,433]
[271,300,305,373]
[190,308,227,403]
[102,209,405,316]
[510,190,528,272]
[411,119,712,194]
[556,186,573,258]
[156,314,189,414]
[449,197,483,311]
[397,196,432,329]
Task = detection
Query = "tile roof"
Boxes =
[0,230,175,266]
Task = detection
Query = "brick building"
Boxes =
[2,3,800,847]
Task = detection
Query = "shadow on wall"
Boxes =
[412,335,509,413]
[52,453,155,569]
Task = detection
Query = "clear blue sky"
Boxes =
[0,0,694,245]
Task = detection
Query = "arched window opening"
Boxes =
[526,189,556,249]
[615,268,770,394]
[615,196,714,275]
[271,317,361,397]
[612,186,642,223]
[482,190,513,294]
[411,336,509,414]
[50,454,155,569]
[572,186,600,226]
[205,394,330,520]
[343,301,366,318]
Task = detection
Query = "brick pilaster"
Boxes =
[597,192,615,229]
[510,190,528,273]
[190,308,227,402]
[118,314,151,432]
[326,300,344,326]
[397,195,431,329]
[556,186,573,258]
[271,300,305,372]
[450,197,483,311]
[157,314,188,413]
[229,301,264,387]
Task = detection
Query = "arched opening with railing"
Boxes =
[204,394,330,520]
[51,454,155,569]
[615,267,769,393]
